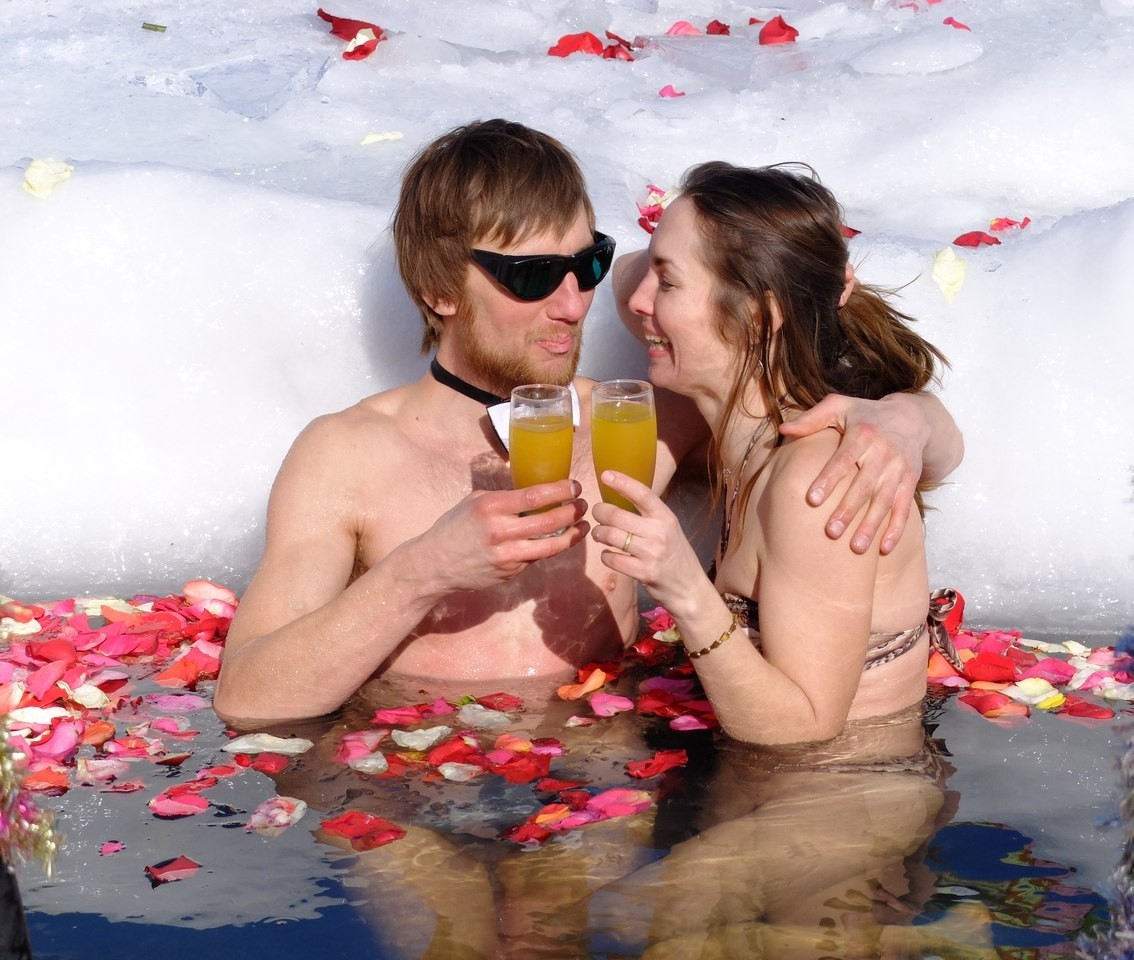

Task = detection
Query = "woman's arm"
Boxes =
[590,447,877,744]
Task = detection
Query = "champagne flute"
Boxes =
[591,379,657,513]
[509,384,574,530]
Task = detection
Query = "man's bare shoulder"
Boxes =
[292,384,418,449]
[266,385,424,511]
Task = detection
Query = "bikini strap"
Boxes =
[927,588,966,672]
[718,421,770,560]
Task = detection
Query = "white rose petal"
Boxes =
[222,733,314,755]
[347,753,390,775]
[1099,679,1134,701]
[438,762,483,782]
[65,682,111,709]
[0,617,42,639]
[391,725,452,751]
[932,247,965,302]
[1002,677,1058,705]
[7,705,70,725]
[456,703,511,730]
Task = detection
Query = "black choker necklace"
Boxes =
[429,358,507,407]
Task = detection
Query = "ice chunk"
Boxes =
[133,52,331,119]
[851,30,983,76]
[191,53,332,119]
[634,34,756,90]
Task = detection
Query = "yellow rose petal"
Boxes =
[1013,677,1055,697]
[932,247,966,302]
[1004,676,1063,705]
[361,130,404,145]
[23,158,75,198]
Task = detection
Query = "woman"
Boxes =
[584,162,976,957]
[593,161,959,746]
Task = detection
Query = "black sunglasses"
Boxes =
[469,232,616,302]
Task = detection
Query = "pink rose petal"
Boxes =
[590,692,634,717]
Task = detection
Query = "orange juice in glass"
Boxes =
[509,384,574,524]
[591,379,657,513]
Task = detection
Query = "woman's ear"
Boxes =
[763,291,785,333]
[838,262,856,307]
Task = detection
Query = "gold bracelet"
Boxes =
[687,613,741,660]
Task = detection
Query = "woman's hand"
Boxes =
[590,470,711,618]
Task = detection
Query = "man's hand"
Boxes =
[420,480,590,593]
[779,393,931,555]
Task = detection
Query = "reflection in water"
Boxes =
[266,673,666,958]
[587,705,975,959]
[925,822,1109,958]
[258,675,1107,959]
[11,607,1121,960]
[1078,716,1134,960]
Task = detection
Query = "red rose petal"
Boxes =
[759,16,798,45]
[627,749,688,779]
[475,692,524,712]
[145,855,201,886]
[321,810,406,851]
[548,32,603,57]
[953,231,1001,248]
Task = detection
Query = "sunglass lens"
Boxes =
[511,261,565,300]
[576,243,614,291]
[481,235,615,300]
[592,244,615,286]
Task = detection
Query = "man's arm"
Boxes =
[612,250,963,554]
[612,249,649,343]
[213,419,588,725]
[780,392,964,555]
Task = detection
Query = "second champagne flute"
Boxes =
[591,379,657,513]
[509,384,574,529]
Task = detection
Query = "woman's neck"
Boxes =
[698,380,777,465]
[719,413,777,476]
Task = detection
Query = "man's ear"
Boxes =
[425,294,457,317]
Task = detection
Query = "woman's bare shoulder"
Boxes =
[764,428,842,493]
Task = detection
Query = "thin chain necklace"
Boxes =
[719,419,771,556]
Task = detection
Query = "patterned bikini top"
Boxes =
[720,587,965,673]
[712,423,965,673]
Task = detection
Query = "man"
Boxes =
[213,120,962,724]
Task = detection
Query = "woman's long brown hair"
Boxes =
[679,161,949,533]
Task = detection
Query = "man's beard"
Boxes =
[451,300,582,396]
